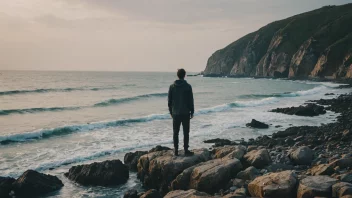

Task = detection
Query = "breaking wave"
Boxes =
[0,106,81,116]
[94,93,168,106]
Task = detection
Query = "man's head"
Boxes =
[177,69,186,79]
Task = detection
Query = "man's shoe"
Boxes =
[184,150,194,156]
[174,149,179,156]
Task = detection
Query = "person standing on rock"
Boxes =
[168,68,194,156]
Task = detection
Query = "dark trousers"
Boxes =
[173,114,190,151]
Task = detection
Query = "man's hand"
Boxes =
[190,113,194,119]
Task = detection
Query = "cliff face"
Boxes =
[204,4,352,79]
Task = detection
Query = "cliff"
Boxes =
[204,3,352,79]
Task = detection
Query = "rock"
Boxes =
[343,130,351,137]
[246,119,269,129]
[247,145,257,152]
[341,173,352,183]
[213,145,246,159]
[329,157,352,169]
[164,189,213,198]
[124,151,148,171]
[140,189,162,198]
[271,103,326,116]
[0,177,15,198]
[289,146,314,165]
[309,164,335,176]
[12,170,63,197]
[124,189,138,198]
[64,159,128,186]
[149,145,171,153]
[248,170,298,198]
[223,188,247,198]
[204,138,231,145]
[332,182,352,198]
[297,175,338,198]
[171,157,243,194]
[243,149,272,169]
[137,149,210,194]
[265,163,294,172]
[236,166,261,181]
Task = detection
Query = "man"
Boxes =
[168,68,194,156]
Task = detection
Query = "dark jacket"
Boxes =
[168,80,194,116]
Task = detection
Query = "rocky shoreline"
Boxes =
[1,90,352,198]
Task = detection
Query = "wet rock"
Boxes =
[248,170,298,198]
[164,189,213,198]
[0,177,15,198]
[223,188,247,198]
[309,164,335,176]
[289,146,314,165]
[124,189,138,198]
[171,157,242,194]
[213,145,246,160]
[246,145,257,152]
[137,149,210,195]
[297,175,338,198]
[271,103,326,116]
[246,119,269,129]
[12,170,63,197]
[236,166,260,181]
[243,149,272,169]
[332,182,352,198]
[140,189,162,198]
[204,138,231,145]
[149,145,171,153]
[124,151,148,171]
[64,159,128,186]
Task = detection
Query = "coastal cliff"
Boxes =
[204,3,352,79]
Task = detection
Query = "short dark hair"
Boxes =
[177,69,186,79]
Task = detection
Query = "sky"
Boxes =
[0,0,351,72]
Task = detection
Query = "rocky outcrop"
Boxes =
[297,176,338,198]
[204,3,352,79]
[212,145,246,159]
[246,119,269,129]
[0,177,15,198]
[12,170,63,197]
[271,103,326,117]
[140,189,162,198]
[248,171,298,198]
[137,149,210,195]
[332,182,352,198]
[124,151,148,171]
[64,159,129,186]
[243,149,272,169]
[171,157,242,194]
[164,189,213,198]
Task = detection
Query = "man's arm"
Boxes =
[168,85,173,116]
[189,85,194,117]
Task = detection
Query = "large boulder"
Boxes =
[248,170,298,198]
[171,157,243,194]
[64,159,128,186]
[243,149,272,169]
[164,189,213,198]
[12,170,63,197]
[137,149,210,194]
[289,146,314,165]
[297,175,338,198]
[236,166,261,181]
[213,145,246,159]
[246,119,269,129]
[329,157,352,169]
[332,182,352,198]
[0,177,15,198]
[271,103,326,116]
[124,151,148,171]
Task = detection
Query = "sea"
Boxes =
[0,71,351,197]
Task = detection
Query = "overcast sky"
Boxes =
[0,0,351,72]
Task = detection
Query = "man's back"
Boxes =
[168,79,194,116]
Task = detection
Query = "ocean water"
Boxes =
[0,71,351,197]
